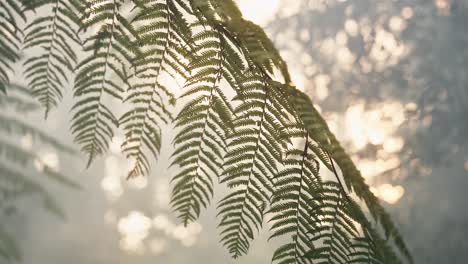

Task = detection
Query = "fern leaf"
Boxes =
[120,0,189,178]
[286,88,412,263]
[218,71,290,258]
[22,0,85,117]
[269,134,321,264]
[0,0,24,93]
[171,25,232,225]
[72,0,139,166]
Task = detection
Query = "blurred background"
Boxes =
[2,0,468,263]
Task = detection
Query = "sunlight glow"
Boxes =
[128,176,148,189]
[236,0,280,25]
[383,137,404,153]
[153,178,171,210]
[389,16,407,32]
[401,7,414,19]
[314,74,330,101]
[101,176,123,200]
[35,151,60,172]
[118,211,152,253]
[345,19,359,37]
[20,134,33,150]
[172,222,203,247]
[371,184,405,204]
[153,214,175,235]
[109,136,124,154]
[102,156,124,200]
[344,101,406,152]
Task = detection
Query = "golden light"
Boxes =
[171,222,203,247]
[153,214,175,236]
[344,19,359,37]
[383,137,404,153]
[290,68,306,91]
[359,157,401,180]
[35,151,60,172]
[20,134,33,150]
[236,0,280,25]
[405,102,418,111]
[118,211,152,253]
[401,7,414,19]
[152,178,171,210]
[314,74,330,101]
[101,176,123,200]
[464,160,468,171]
[372,184,405,205]
[389,16,406,32]
[336,31,348,46]
[128,176,148,189]
[345,102,368,150]
[109,136,124,154]
[102,156,124,200]
[336,47,356,65]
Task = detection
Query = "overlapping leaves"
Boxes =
[1,0,412,263]
[72,0,139,165]
[120,0,189,178]
[0,0,24,94]
[23,0,85,116]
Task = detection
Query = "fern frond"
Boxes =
[0,0,24,93]
[286,88,412,263]
[120,0,191,178]
[171,24,233,225]
[269,134,321,264]
[217,71,291,258]
[22,0,85,117]
[1,1,412,263]
[72,0,139,166]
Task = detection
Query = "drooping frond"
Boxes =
[304,182,392,264]
[22,0,85,117]
[286,88,413,262]
[171,24,233,225]
[72,0,139,166]
[120,0,189,178]
[269,133,321,264]
[0,0,24,93]
[269,128,401,264]
[217,72,292,258]
[2,1,412,263]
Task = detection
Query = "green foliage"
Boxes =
[23,0,85,117]
[0,84,78,263]
[171,25,232,225]
[1,0,412,263]
[121,0,188,178]
[0,0,24,94]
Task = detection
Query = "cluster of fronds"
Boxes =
[0,0,412,263]
[0,1,24,93]
[0,84,78,262]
